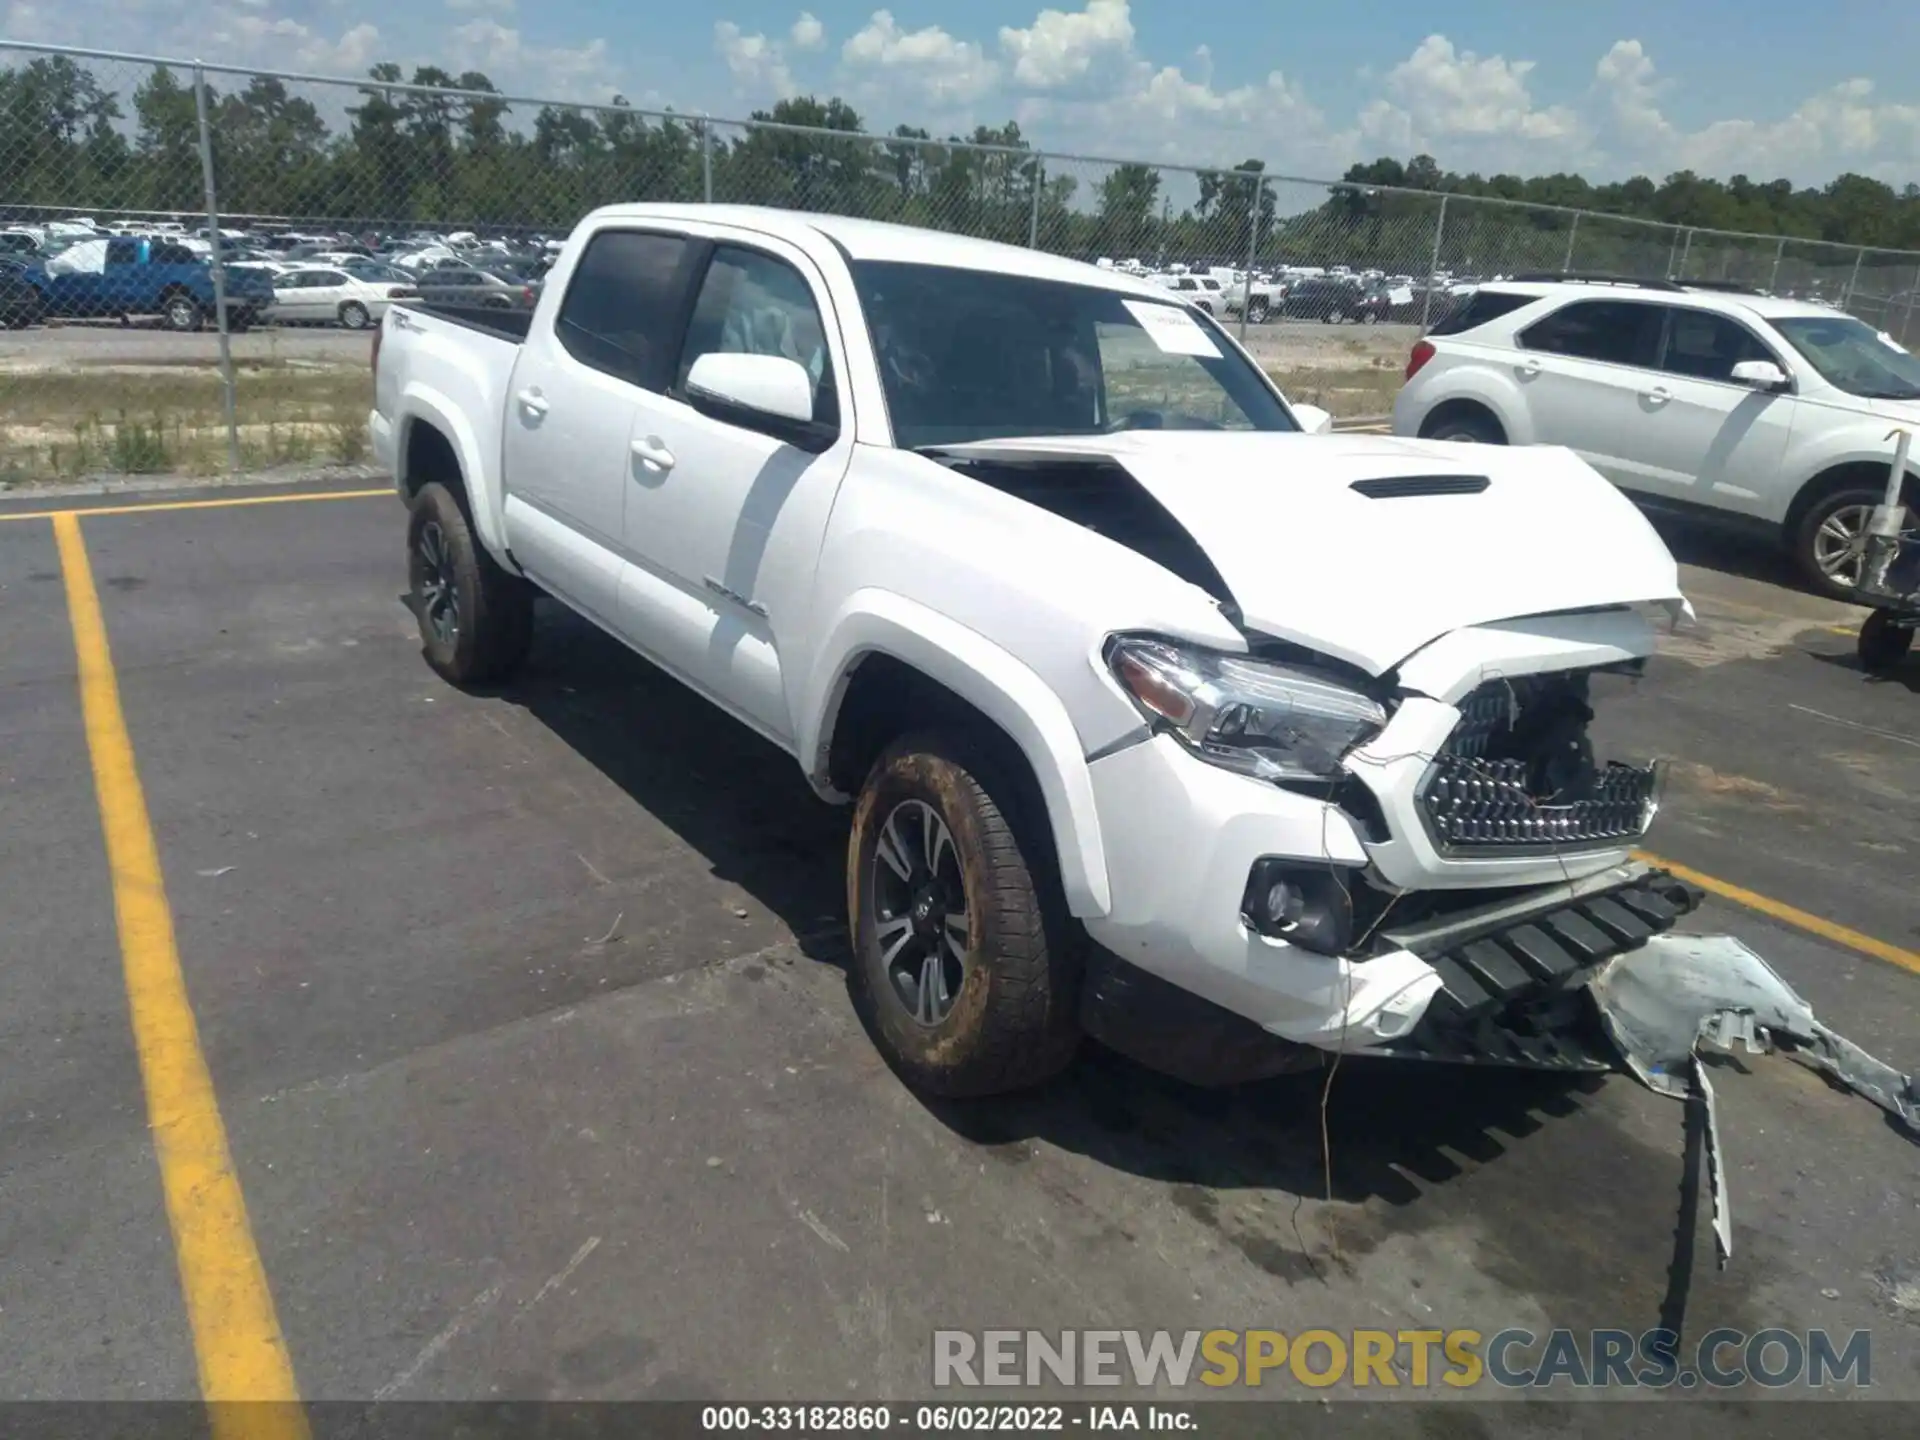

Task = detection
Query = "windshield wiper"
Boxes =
[1855,388,1920,400]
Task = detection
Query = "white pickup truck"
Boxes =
[368,203,1850,1108]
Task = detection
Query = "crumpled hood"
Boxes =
[932,431,1688,675]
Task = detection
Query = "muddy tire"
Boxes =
[847,731,1080,1097]
[406,481,534,686]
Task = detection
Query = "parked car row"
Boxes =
[0,236,276,331]
[0,217,557,332]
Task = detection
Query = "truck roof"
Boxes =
[582,203,1172,300]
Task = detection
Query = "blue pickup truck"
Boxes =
[39,236,274,331]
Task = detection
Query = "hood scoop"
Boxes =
[1350,475,1490,498]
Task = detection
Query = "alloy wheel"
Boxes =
[868,798,972,1027]
[412,519,460,646]
[1813,503,1877,589]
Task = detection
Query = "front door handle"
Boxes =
[516,388,549,418]
[631,435,675,472]
[1642,385,1672,407]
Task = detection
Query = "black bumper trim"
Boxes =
[1382,868,1701,1069]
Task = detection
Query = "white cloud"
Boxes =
[714,20,799,100]
[210,13,384,73]
[1591,40,1920,183]
[447,19,617,102]
[998,0,1134,92]
[445,0,515,13]
[841,11,998,105]
[790,12,825,51]
[1359,33,1582,163]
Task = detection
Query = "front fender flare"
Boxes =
[800,591,1113,918]
[396,384,514,567]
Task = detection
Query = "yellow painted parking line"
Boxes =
[1637,849,1920,978]
[53,511,310,1439]
[2,487,388,523]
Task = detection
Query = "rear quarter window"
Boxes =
[1427,289,1536,337]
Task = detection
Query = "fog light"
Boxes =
[1242,860,1356,954]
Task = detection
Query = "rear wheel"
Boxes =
[1425,410,1506,444]
[339,300,370,330]
[406,481,534,686]
[847,732,1080,1098]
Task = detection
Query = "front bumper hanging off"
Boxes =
[1374,862,1702,1070]
[1380,864,1917,1266]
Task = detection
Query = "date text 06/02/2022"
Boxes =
[700,1405,1192,1432]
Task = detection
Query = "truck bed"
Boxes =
[412,303,534,344]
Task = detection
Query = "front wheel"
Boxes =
[406,481,534,686]
[1858,608,1914,673]
[1248,299,1269,323]
[1792,486,1904,600]
[848,733,1080,1098]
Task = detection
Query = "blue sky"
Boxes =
[7,0,1919,184]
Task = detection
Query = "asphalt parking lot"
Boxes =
[1,478,1915,1420]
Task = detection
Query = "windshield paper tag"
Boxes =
[1123,300,1222,358]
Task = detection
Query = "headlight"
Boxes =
[1106,635,1387,782]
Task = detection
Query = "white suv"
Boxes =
[1391,276,1920,598]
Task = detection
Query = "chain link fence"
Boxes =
[6,38,1920,485]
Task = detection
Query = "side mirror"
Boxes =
[685,351,835,450]
[1730,359,1788,391]
[1292,403,1335,435]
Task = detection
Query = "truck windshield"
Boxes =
[1773,314,1920,400]
[848,260,1299,449]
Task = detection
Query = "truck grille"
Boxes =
[1416,672,1659,854]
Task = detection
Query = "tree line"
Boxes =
[2,53,1915,284]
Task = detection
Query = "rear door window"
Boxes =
[555,230,692,392]
[1519,300,1665,368]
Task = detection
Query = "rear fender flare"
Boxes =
[801,591,1112,918]
[396,384,513,565]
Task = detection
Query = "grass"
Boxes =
[0,364,372,486]
[0,352,1396,488]
[1266,361,1403,420]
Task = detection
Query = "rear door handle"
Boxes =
[516,388,549,418]
[1642,385,1672,406]
[631,435,675,472]
[1518,359,1541,378]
